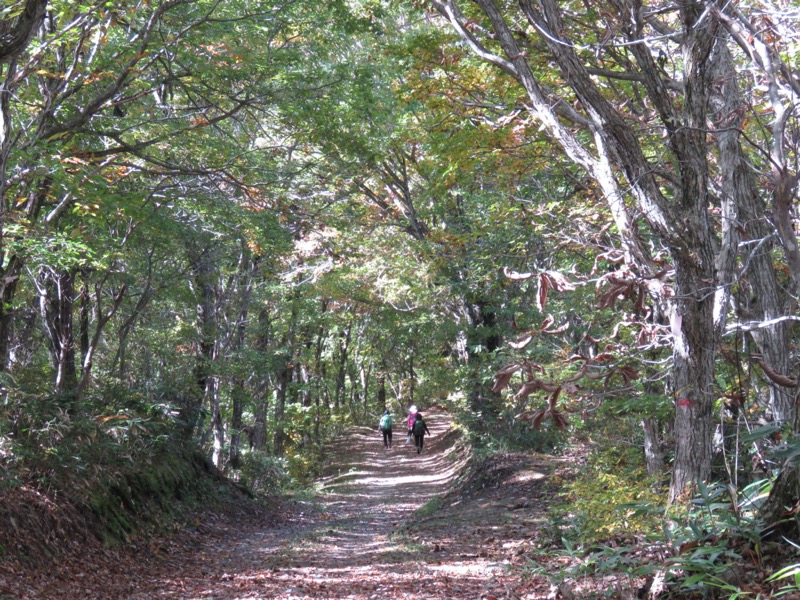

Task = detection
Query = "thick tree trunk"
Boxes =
[0,0,47,64]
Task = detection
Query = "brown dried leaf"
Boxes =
[543,321,570,335]
[503,267,536,280]
[492,364,522,393]
[597,282,631,309]
[514,381,541,400]
[593,352,616,363]
[617,365,640,384]
[508,333,534,349]
[567,353,589,363]
[496,363,523,376]
[531,409,546,430]
[539,381,561,393]
[543,270,576,292]
[536,274,550,312]
[523,361,545,376]
[754,357,797,387]
[550,410,569,430]
[547,387,562,410]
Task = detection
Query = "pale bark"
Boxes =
[37,269,78,395]
[707,40,794,426]
[641,418,664,478]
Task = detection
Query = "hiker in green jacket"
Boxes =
[379,409,393,449]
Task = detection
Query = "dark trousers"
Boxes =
[414,433,424,452]
[382,428,393,447]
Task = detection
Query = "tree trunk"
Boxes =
[38,269,78,396]
[334,324,351,411]
[377,368,386,413]
[229,381,244,469]
[0,0,48,65]
[358,358,370,417]
[252,306,273,451]
[209,375,224,469]
[707,38,794,426]
[75,280,126,402]
[181,243,217,439]
[273,364,292,456]
[642,418,664,478]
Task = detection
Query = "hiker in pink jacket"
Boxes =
[406,405,417,443]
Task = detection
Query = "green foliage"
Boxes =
[648,480,769,597]
[558,454,664,545]
[767,561,800,597]
[238,452,290,493]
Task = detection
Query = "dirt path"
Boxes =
[128,411,552,599]
[7,411,558,599]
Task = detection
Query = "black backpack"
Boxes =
[412,419,425,436]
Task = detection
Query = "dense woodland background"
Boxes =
[2,0,800,596]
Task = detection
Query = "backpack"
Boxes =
[412,418,425,436]
[380,414,391,430]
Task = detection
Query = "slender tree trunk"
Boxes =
[707,38,794,426]
[181,244,217,439]
[641,418,664,478]
[38,269,78,396]
[334,324,351,411]
[75,280,126,401]
[78,280,89,363]
[111,254,154,379]
[252,373,272,452]
[377,368,386,412]
[359,359,370,417]
[229,381,244,469]
[252,306,273,451]
[273,364,292,456]
[207,375,223,469]
[226,246,256,468]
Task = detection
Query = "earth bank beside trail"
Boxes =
[1,410,566,599]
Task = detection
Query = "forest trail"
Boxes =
[8,410,558,599]
[127,409,555,599]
